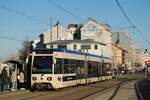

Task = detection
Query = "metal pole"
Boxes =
[84,48,88,84]
[48,17,55,48]
[56,21,59,40]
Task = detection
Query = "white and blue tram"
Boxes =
[28,48,112,90]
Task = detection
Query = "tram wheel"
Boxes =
[30,85,35,92]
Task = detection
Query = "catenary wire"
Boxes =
[0,4,49,26]
[47,0,84,22]
[115,0,150,45]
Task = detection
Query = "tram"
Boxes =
[27,48,112,91]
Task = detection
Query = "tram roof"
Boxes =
[33,48,111,60]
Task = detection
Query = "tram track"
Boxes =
[0,79,137,100]
[24,79,125,100]
[78,79,136,100]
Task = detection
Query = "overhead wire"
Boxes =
[115,0,135,28]
[115,0,150,45]
[47,0,84,22]
[0,35,22,42]
[0,4,49,26]
[0,4,49,42]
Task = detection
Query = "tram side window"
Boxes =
[64,59,77,74]
[64,59,69,73]
[70,60,77,73]
[106,64,112,75]
[88,61,98,77]
[102,64,107,76]
[54,58,62,74]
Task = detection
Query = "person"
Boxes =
[2,67,9,92]
[10,67,17,91]
[19,71,25,90]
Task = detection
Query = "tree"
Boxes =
[18,40,33,62]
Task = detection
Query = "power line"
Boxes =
[135,27,150,44]
[0,35,22,42]
[115,0,150,45]
[47,0,84,22]
[0,4,49,26]
[115,0,135,28]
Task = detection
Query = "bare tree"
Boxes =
[18,39,33,62]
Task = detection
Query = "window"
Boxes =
[32,56,52,74]
[94,45,98,50]
[58,45,67,49]
[88,61,99,77]
[73,44,77,50]
[83,24,97,31]
[64,59,76,73]
[81,45,91,50]
[54,58,62,74]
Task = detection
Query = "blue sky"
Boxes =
[0,0,150,59]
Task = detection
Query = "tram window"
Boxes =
[88,61,99,77]
[64,59,77,73]
[32,56,52,74]
[102,64,107,75]
[54,59,62,74]
[64,59,69,73]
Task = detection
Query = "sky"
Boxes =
[0,0,150,60]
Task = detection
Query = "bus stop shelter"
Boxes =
[5,60,23,89]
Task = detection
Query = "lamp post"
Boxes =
[82,45,89,84]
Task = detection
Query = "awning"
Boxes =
[145,59,150,63]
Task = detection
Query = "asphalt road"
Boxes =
[0,73,145,100]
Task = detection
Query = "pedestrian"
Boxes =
[2,67,9,92]
[19,71,25,90]
[10,67,17,91]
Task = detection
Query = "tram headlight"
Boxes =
[32,77,37,81]
[47,77,52,81]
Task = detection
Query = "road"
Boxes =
[0,73,144,100]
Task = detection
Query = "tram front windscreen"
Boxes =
[32,56,53,74]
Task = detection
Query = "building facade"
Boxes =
[81,18,112,58]
[112,44,123,69]
[38,18,112,60]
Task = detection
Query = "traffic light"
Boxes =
[145,49,148,53]
[144,49,149,54]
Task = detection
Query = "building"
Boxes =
[41,24,68,48]
[46,39,106,56]
[112,31,132,68]
[38,18,112,59]
[81,18,112,58]
[111,31,144,70]
[111,44,123,69]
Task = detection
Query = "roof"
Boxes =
[5,60,22,64]
[45,39,106,45]
[87,17,111,29]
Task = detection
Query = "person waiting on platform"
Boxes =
[2,67,9,92]
[9,67,17,91]
[18,70,25,90]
